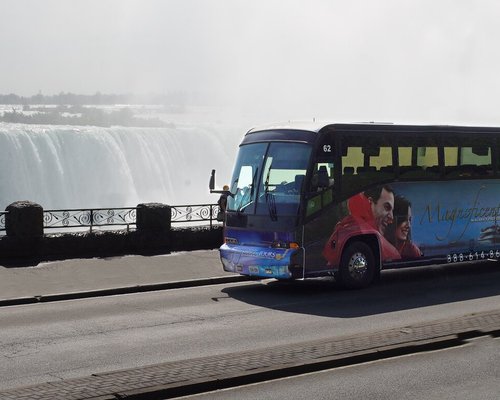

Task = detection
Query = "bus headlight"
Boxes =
[271,241,300,249]
[221,257,235,271]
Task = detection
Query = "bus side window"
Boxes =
[369,146,394,178]
[399,146,439,179]
[341,145,394,196]
[417,146,439,178]
[462,146,492,176]
[310,162,335,191]
[398,147,413,177]
[341,146,363,195]
[307,162,334,216]
[444,147,459,177]
[445,144,493,178]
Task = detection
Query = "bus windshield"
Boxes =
[227,142,312,216]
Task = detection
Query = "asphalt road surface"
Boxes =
[1,261,500,392]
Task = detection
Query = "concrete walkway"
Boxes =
[0,250,244,305]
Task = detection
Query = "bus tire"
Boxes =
[338,241,376,289]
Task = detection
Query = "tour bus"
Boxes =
[210,122,500,288]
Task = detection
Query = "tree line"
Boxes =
[0,91,190,105]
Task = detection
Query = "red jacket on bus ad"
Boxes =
[323,192,401,266]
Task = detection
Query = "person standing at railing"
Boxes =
[217,185,230,222]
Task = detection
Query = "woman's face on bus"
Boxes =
[396,206,412,241]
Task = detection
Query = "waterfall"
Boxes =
[0,121,240,210]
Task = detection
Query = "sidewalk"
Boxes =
[0,250,245,306]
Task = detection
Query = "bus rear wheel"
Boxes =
[337,242,376,289]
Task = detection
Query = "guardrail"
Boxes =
[170,204,220,227]
[0,204,220,235]
[43,207,137,232]
[0,211,5,234]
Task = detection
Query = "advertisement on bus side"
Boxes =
[323,180,500,266]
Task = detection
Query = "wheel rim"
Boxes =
[347,251,368,279]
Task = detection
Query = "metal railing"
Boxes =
[170,204,219,228]
[43,207,138,232]
[0,211,6,234]
[0,204,221,235]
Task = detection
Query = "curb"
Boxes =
[0,275,255,307]
[116,335,465,400]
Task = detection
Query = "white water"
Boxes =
[0,119,241,210]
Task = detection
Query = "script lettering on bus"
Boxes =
[419,185,500,242]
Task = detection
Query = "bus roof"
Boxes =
[247,120,327,134]
[246,121,500,136]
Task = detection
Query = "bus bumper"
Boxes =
[219,243,296,279]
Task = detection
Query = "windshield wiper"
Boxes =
[264,162,272,194]
[250,167,258,198]
[266,191,278,221]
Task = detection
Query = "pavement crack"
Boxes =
[1,342,43,359]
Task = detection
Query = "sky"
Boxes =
[2,0,500,125]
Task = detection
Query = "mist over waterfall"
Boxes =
[0,121,240,210]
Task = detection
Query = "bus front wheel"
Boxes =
[337,242,376,289]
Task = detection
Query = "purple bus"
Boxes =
[210,122,500,288]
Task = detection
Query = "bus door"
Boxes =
[302,136,339,276]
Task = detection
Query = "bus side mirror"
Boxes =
[209,169,216,192]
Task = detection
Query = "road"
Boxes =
[1,261,500,392]
[179,336,500,399]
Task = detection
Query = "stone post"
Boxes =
[136,203,171,233]
[135,203,171,254]
[5,201,44,239]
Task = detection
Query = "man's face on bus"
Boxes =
[369,188,394,234]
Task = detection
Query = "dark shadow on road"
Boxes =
[0,258,41,268]
[221,261,500,318]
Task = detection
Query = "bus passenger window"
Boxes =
[462,146,492,176]
[341,147,363,174]
[417,146,439,178]
[398,147,412,168]
[445,145,492,178]
[398,146,439,179]
[369,146,394,177]
[417,147,438,169]
[341,146,363,196]
[369,147,391,167]
[310,162,334,191]
[341,145,393,196]
[444,147,459,177]
[307,162,334,215]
